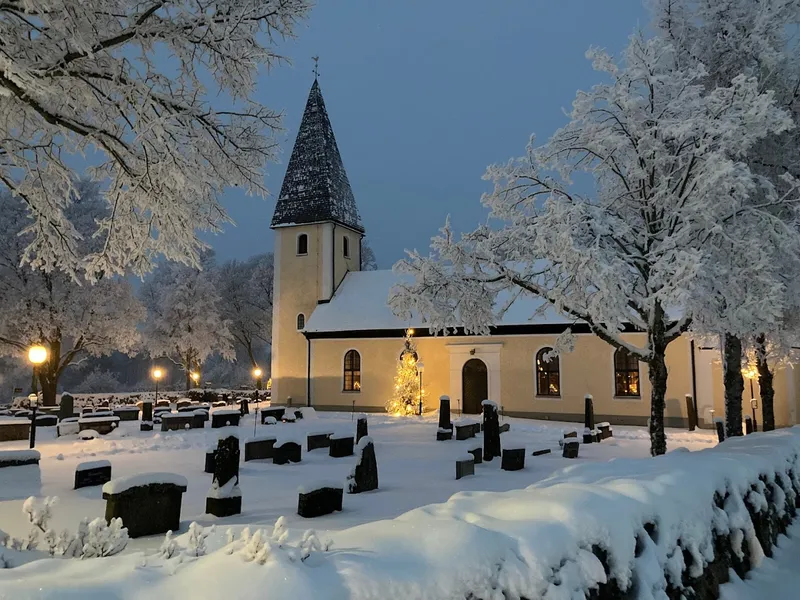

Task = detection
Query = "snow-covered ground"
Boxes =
[0,410,716,556]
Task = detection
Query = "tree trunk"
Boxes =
[755,333,775,431]
[648,304,669,456]
[722,333,744,437]
[39,374,58,407]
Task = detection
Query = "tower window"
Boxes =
[614,347,640,397]
[297,233,308,256]
[343,235,350,258]
[535,347,560,397]
[343,349,361,392]
[296,313,305,330]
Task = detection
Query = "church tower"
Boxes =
[270,79,364,405]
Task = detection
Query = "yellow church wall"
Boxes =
[333,225,361,289]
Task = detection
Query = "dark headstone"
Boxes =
[482,401,501,462]
[467,447,483,464]
[204,450,216,474]
[294,409,304,420]
[329,435,355,458]
[584,394,595,430]
[245,437,276,461]
[35,415,57,427]
[103,481,187,538]
[260,407,285,423]
[78,417,119,435]
[583,428,594,444]
[74,461,112,489]
[161,414,194,431]
[113,408,139,422]
[563,430,578,439]
[436,428,453,441]
[456,458,474,480]
[597,423,612,440]
[297,487,343,518]
[307,432,333,451]
[356,417,368,443]
[141,401,153,424]
[207,435,241,517]
[273,441,302,465]
[211,411,241,428]
[347,438,378,493]
[685,395,697,431]
[562,440,579,459]
[745,415,754,435]
[499,423,510,434]
[532,449,551,457]
[59,393,74,421]
[176,399,192,409]
[714,420,725,443]
[501,448,525,471]
[438,395,452,431]
[240,398,249,416]
[455,423,476,440]
[205,496,242,518]
[191,413,206,429]
[0,450,39,468]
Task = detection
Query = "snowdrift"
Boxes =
[3,429,800,599]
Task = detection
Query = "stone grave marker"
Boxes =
[245,435,277,461]
[467,446,483,465]
[74,460,112,489]
[307,431,333,451]
[482,400,501,462]
[273,441,302,465]
[356,416,368,443]
[297,485,343,518]
[562,440,579,459]
[501,448,525,471]
[329,434,355,458]
[347,437,378,493]
[456,456,474,480]
[59,393,74,421]
[206,435,242,517]
[103,474,187,538]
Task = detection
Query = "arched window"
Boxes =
[343,350,361,392]
[297,233,308,256]
[536,348,560,397]
[343,235,350,258]
[296,313,305,330]
[614,348,640,397]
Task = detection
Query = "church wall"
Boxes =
[332,225,361,291]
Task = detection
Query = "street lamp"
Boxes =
[27,345,47,449]
[152,367,164,405]
[416,360,425,416]
[253,367,263,391]
[190,371,200,387]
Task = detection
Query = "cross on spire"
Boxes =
[312,56,320,79]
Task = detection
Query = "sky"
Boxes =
[208,0,651,268]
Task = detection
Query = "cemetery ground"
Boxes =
[0,408,717,557]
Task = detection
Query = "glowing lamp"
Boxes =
[28,345,48,365]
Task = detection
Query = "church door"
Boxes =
[462,358,488,414]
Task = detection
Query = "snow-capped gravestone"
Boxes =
[59,393,74,421]
[273,441,302,465]
[714,418,726,443]
[140,401,153,432]
[206,434,241,517]
[356,416,368,443]
[102,473,187,538]
[347,437,378,494]
[74,460,112,489]
[501,448,525,471]
[562,440,579,459]
[297,484,343,518]
[438,395,452,432]
[584,394,595,431]
[239,398,249,416]
[456,455,474,480]
[482,400,501,462]
[329,434,355,458]
[211,409,241,428]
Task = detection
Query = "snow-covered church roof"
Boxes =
[304,270,575,334]
[270,79,364,233]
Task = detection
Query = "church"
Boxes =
[269,80,800,428]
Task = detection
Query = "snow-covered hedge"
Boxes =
[3,431,800,599]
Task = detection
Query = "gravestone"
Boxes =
[282,412,297,423]
[436,427,453,441]
[532,449,551,457]
[329,435,355,458]
[57,417,80,437]
[244,436,276,461]
[745,415,754,435]
[685,394,697,431]
[59,393,74,421]
[307,432,333,451]
[356,417,368,443]
[597,422,613,440]
[211,409,241,428]
[190,412,206,429]
[78,416,119,435]
[273,441,302,465]
[206,435,242,517]
[584,394,595,430]
[113,407,139,422]
[103,475,187,538]
[456,457,474,480]
[455,421,477,440]
[35,415,57,427]
[562,440,579,459]
[347,437,378,493]
[482,401,501,462]
[176,399,192,409]
[583,427,594,444]
[501,448,525,471]
[467,446,483,465]
[140,401,153,432]
[438,395,452,432]
[260,407,285,423]
[240,398,249,416]
[498,423,510,434]
[74,460,112,489]
[160,413,193,431]
[297,486,343,518]
[714,419,725,443]
[204,450,216,474]
[0,449,40,468]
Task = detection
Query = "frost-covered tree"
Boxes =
[215,254,273,368]
[652,0,800,433]
[73,368,123,394]
[142,258,235,390]
[0,0,311,278]
[0,182,144,405]
[391,33,797,455]
[362,239,379,271]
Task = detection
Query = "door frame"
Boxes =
[447,342,502,413]
[461,358,488,414]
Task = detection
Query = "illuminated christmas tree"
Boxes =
[385,329,426,416]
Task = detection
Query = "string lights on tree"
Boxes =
[385,329,427,416]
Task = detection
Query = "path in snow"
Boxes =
[0,411,716,554]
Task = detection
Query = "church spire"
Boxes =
[270,79,363,232]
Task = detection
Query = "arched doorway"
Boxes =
[462,358,488,414]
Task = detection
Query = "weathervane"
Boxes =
[312,56,320,79]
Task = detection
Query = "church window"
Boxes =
[343,350,361,392]
[343,235,350,258]
[297,233,308,256]
[614,348,640,397]
[296,313,305,330]
[536,348,560,396]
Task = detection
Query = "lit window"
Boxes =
[297,234,308,255]
[536,347,560,396]
[297,314,305,330]
[614,348,640,397]
[343,350,361,392]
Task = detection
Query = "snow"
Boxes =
[0,418,30,426]
[211,409,241,416]
[207,478,241,499]
[76,460,111,471]
[481,399,498,408]
[298,481,345,494]
[246,434,277,443]
[0,450,40,462]
[102,473,188,495]
[330,433,353,440]
[78,416,120,424]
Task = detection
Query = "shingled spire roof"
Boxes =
[270,80,363,232]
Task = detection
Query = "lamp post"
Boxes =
[416,360,425,416]
[190,371,200,388]
[253,367,263,391]
[27,345,47,449]
[152,367,164,405]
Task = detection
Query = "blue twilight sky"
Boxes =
[208,0,651,268]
